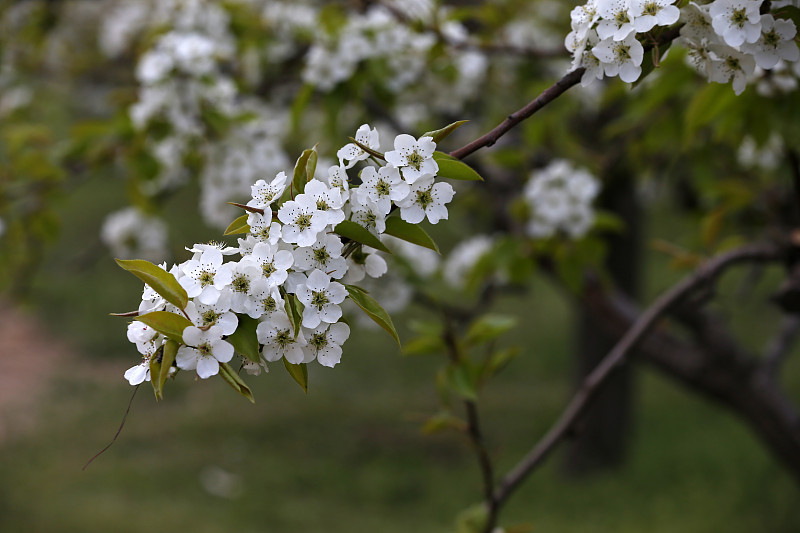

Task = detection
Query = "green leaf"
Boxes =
[384,216,440,253]
[345,285,401,347]
[292,147,316,196]
[224,213,250,236]
[157,339,178,396]
[433,152,484,181]
[446,362,478,401]
[283,292,304,339]
[465,314,517,346]
[136,311,193,343]
[283,359,308,393]
[115,259,189,310]
[218,362,255,403]
[334,220,391,253]
[481,346,520,381]
[226,314,261,363]
[149,349,163,400]
[403,334,445,356]
[775,5,800,28]
[455,503,489,533]
[306,148,318,182]
[421,120,468,144]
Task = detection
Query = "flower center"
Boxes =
[725,56,742,72]
[201,310,218,326]
[263,296,276,312]
[643,1,660,16]
[416,189,433,209]
[275,329,292,347]
[198,342,212,357]
[311,290,329,309]
[614,10,630,27]
[232,274,250,293]
[406,151,424,170]
[731,8,747,28]
[310,332,328,349]
[199,270,215,287]
[376,179,391,196]
[614,43,631,61]
[313,248,331,265]
[295,213,313,230]
[763,29,780,48]
[316,199,330,211]
[262,261,276,277]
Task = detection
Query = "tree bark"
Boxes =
[564,167,641,475]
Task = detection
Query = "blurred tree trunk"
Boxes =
[563,164,641,475]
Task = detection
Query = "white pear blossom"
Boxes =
[384,134,438,184]
[304,322,351,367]
[341,246,388,283]
[350,195,388,234]
[247,282,285,320]
[592,32,645,83]
[124,357,152,386]
[179,248,234,305]
[397,175,455,224]
[247,171,288,210]
[444,235,495,288]
[257,312,308,364]
[278,195,328,247]
[356,165,410,214]
[324,164,351,201]
[293,234,348,278]
[185,292,238,335]
[248,241,294,286]
[741,15,799,69]
[337,124,380,168]
[708,44,756,94]
[709,0,762,48]
[226,258,265,314]
[295,269,347,328]
[299,179,346,226]
[177,325,234,379]
[247,212,282,245]
[596,0,636,41]
[631,0,679,33]
[101,207,168,261]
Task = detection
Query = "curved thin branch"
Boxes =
[492,241,785,506]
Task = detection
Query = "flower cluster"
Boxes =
[123,126,455,388]
[566,0,799,94]
[523,160,600,239]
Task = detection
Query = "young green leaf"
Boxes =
[136,311,193,344]
[283,292,304,339]
[115,259,189,310]
[433,152,484,181]
[292,147,316,196]
[157,339,179,397]
[283,359,309,393]
[465,314,517,346]
[446,362,478,401]
[218,362,255,403]
[224,213,250,236]
[422,120,468,144]
[421,411,466,435]
[345,285,400,347]
[149,349,163,400]
[226,315,261,363]
[334,220,391,253]
[384,216,440,253]
[481,346,520,382]
[306,148,318,182]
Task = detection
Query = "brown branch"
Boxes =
[492,241,784,506]
[449,25,683,161]
[764,315,800,381]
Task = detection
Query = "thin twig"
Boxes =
[82,384,140,470]
[491,242,784,507]
[441,311,498,533]
[449,25,683,161]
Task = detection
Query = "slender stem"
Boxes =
[441,311,498,532]
[449,25,683,161]
[491,242,783,507]
[764,315,800,381]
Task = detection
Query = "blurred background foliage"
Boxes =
[1,0,799,531]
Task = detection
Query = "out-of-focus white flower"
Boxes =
[101,207,168,261]
[444,235,495,288]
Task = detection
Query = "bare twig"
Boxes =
[491,242,784,507]
[449,25,683,161]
